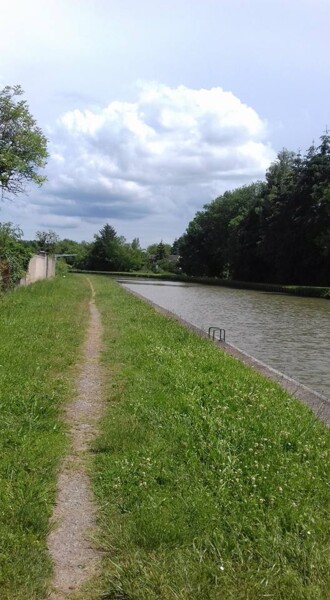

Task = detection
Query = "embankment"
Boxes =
[72,269,330,300]
[86,276,330,600]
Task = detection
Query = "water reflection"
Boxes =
[120,279,330,399]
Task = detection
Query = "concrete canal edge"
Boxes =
[123,285,330,427]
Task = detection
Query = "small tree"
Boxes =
[35,230,60,253]
[155,241,167,261]
[86,224,120,271]
[0,85,48,198]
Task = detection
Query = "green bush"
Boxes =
[0,222,32,292]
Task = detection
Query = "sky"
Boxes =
[1,0,329,247]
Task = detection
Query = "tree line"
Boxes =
[1,84,329,288]
[177,134,330,286]
[0,222,179,292]
[2,134,329,291]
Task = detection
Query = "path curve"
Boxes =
[47,278,104,599]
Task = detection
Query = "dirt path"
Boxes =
[47,279,104,599]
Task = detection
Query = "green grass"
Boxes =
[0,275,90,599]
[85,276,329,600]
[71,270,330,299]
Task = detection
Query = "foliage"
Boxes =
[0,276,89,599]
[179,183,264,277]
[0,85,48,197]
[0,222,32,291]
[171,238,180,254]
[81,223,145,272]
[88,277,330,599]
[84,223,120,270]
[71,241,92,269]
[146,241,172,259]
[178,133,330,285]
[55,257,70,276]
[70,231,180,273]
[54,237,88,267]
[35,229,60,253]
[144,241,179,273]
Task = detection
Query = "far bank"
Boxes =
[72,269,330,300]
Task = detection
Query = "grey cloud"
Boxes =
[51,202,147,220]
[41,83,275,223]
[38,221,79,230]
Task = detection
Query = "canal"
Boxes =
[120,279,330,399]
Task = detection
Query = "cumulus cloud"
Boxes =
[39,82,275,223]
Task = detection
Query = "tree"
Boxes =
[125,238,145,271]
[179,184,264,278]
[177,132,330,285]
[171,239,180,255]
[35,230,60,253]
[155,241,167,261]
[85,224,118,270]
[0,85,48,198]
[82,224,148,272]
[144,242,172,272]
[0,222,32,291]
[146,242,171,258]
[290,132,330,284]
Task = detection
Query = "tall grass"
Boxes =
[0,276,89,599]
[86,276,329,600]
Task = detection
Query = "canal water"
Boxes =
[120,279,330,399]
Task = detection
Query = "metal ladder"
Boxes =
[208,326,226,342]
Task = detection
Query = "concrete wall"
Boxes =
[21,254,56,286]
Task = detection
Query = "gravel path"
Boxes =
[47,279,104,599]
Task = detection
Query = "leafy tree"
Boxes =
[0,85,48,197]
[53,238,89,267]
[144,242,172,272]
[178,132,330,285]
[171,239,180,255]
[155,241,168,261]
[179,184,263,277]
[290,132,330,284]
[178,212,212,276]
[83,224,145,272]
[131,237,141,250]
[227,185,267,281]
[146,242,171,258]
[125,238,145,271]
[35,230,60,253]
[72,241,91,269]
[256,149,297,282]
[56,238,83,255]
[259,136,330,284]
[85,224,119,270]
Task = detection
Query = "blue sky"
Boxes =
[1,0,329,246]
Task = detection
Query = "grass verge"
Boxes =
[71,271,330,300]
[85,275,329,600]
[0,275,89,599]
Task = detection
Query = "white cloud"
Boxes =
[37,82,274,229]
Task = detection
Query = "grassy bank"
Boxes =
[86,276,329,600]
[72,270,330,300]
[0,276,89,599]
